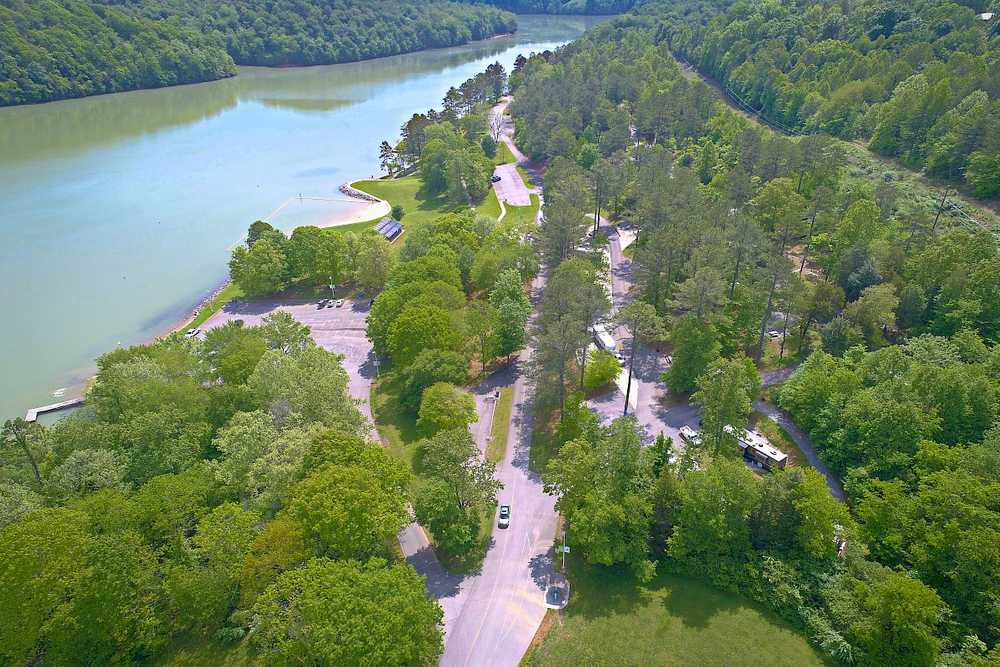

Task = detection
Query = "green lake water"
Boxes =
[0,15,602,419]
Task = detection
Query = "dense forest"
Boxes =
[510,15,1000,665]
[0,317,443,664]
[0,0,235,106]
[645,0,1000,197]
[0,0,516,106]
[456,0,634,14]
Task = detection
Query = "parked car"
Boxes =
[184,328,200,338]
[335,299,345,308]
[498,504,510,529]
[317,299,328,309]
[767,329,782,338]
[491,175,501,183]
[679,426,701,446]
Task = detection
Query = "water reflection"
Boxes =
[0,16,594,165]
[0,15,604,419]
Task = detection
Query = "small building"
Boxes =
[375,217,403,241]
[977,11,994,20]
[726,425,788,470]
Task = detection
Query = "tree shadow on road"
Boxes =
[408,545,464,599]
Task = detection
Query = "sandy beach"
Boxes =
[317,191,390,228]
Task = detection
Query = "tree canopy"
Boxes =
[0,0,517,106]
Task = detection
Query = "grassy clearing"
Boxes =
[504,194,540,228]
[186,282,244,330]
[478,187,502,220]
[353,177,448,231]
[528,404,560,475]
[370,374,420,471]
[525,562,826,667]
[353,175,505,240]
[487,386,514,465]
[751,410,809,470]
[322,217,382,235]
[516,164,534,187]
[494,141,516,165]
[157,636,253,666]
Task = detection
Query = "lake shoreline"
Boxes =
[2,15,603,420]
[165,180,390,338]
[1,29,520,110]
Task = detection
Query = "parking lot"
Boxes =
[492,163,532,206]
[199,295,377,422]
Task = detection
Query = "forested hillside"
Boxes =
[511,16,1000,665]
[456,0,634,14]
[0,0,516,106]
[0,0,235,106]
[645,0,1000,198]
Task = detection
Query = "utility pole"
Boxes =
[623,318,637,416]
[932,187,952,233]
[561,528,567,571]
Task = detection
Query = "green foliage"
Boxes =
[420,122,494,204]
[656,0,1000,195]
[229,238,288,297]
[582,348,620,392]
[0,0,515,106]
[251,558,443,665]
[414,476,481,555]
[544,417,655,579]
[399,349,469,413]
[668,460,760,584]
[0,508,90,665]
[387,304,464,368]
[417,382,477,435]
[664,315,721,395]
[691,355,761,454]
[248,346,365,430]
[418,427,501,514]
[45,529,163,664]
[286,459,409,559]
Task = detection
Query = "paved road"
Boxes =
[753,398,846,501]
[442,352,559,667]
[493,162,531,206]
[436,101,558,667]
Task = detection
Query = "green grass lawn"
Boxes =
[353,175,504,234]
[488,386,514,465]
[528,404,560,475]
[516,164,534,187]
[185,282,244,330]
[478,187,502,220]
[370,373,420,471]
[504,194,540,227]
[494,141,516,165]
[525,563,827,667]
[157,636,254,666]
